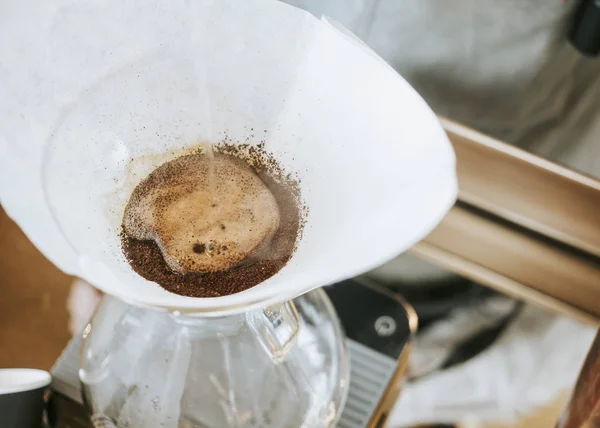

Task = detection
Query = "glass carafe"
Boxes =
[79,288,348,428]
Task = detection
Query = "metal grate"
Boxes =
[337,340,398,428]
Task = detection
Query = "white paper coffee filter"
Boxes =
[1,0,456,313]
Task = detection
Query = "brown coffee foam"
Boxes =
[123,152,280,274]
[120,141,305,298]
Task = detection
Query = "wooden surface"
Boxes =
[558,328,600,428]
[0,206,73,370]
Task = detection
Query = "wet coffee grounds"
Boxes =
[121,143,304,298]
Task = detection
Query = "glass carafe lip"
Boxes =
[85,292,312,338]
[169,311,247,337]
[113,291,297,318]
[82,288,347,349]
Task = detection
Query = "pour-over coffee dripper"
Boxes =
[3,0,456,426]
[40,39,456,315]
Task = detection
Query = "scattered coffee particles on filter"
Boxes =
[121,143,304,298]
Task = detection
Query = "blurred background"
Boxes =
[0,206,71,370]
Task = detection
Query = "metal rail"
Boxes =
[410,119,600,325]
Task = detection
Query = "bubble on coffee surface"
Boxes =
[123,153,280,274]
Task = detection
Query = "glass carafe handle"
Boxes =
[247,301,300,363]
